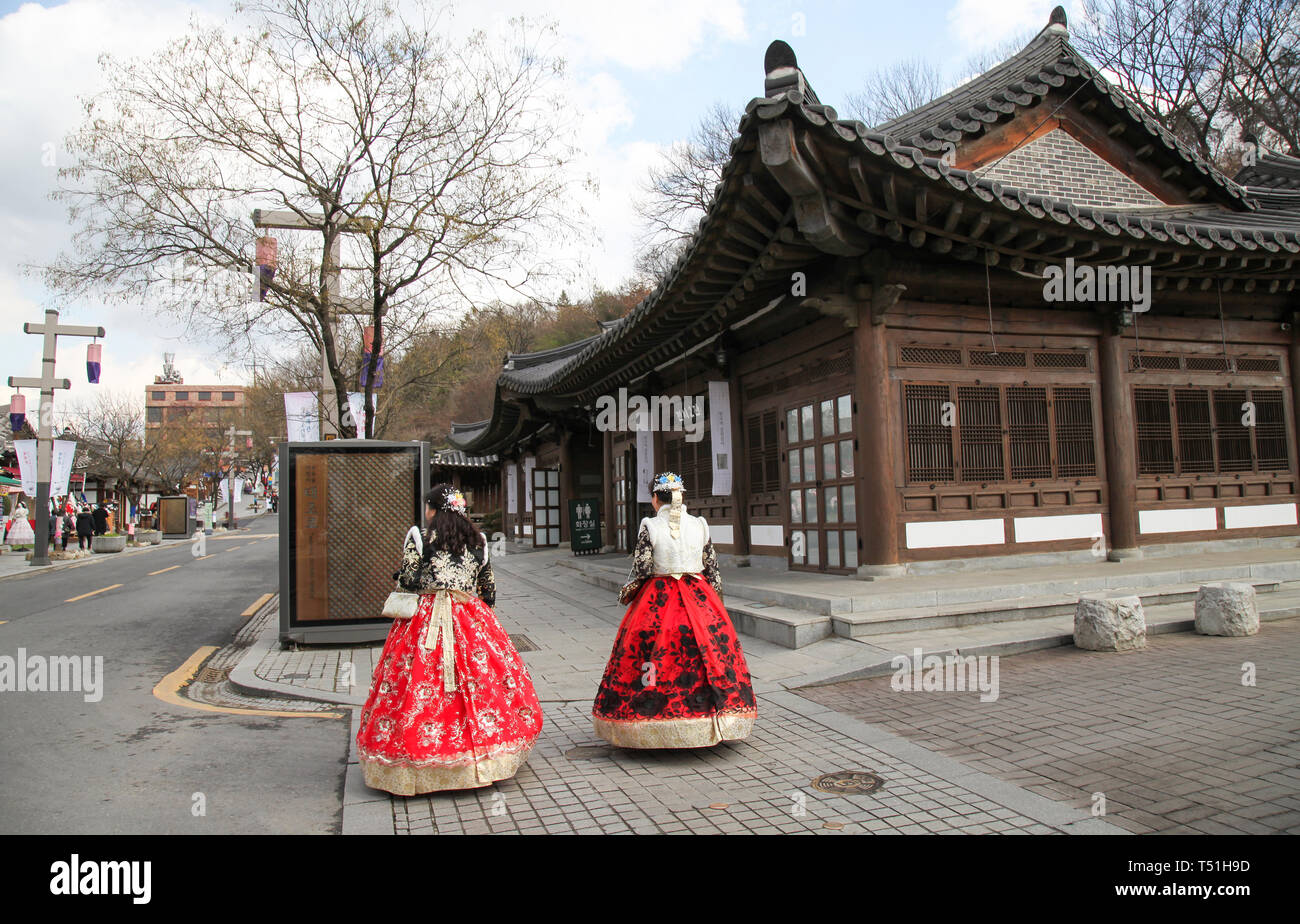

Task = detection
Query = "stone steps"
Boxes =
[832,579,1282,639]
[556,555,1300,651]
[797,588,1300,687]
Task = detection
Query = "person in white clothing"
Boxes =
[591,472,757,748]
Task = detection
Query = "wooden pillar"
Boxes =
[559,430,574,544]
[1099,325,1141,559]
[852,313,903,575]
[1289,322,1300,488]
[727,373,751,556]
[602,426,615,549]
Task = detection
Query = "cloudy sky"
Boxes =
[0,0,1080,415]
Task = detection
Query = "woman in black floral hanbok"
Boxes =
[592,472,757,748]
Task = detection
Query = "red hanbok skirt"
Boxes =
[357,591,543,795]
[592,573,757,748]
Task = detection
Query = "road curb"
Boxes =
[227,595,369,707]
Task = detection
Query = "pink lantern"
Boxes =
[86,342,102,384]
[8,393,25,433]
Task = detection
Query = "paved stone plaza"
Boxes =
[802,622,1300,834]
[234,546,1298,834]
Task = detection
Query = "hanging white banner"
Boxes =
[636,426,654,503]
[523,455,536,511]
[284,392,319,442]
[345,392,369,438]
[219,478,230,505]
[707,381,732,497]
[14,439,37,496]
[506,463,518,513]
[233,478,244,504]
[51,440,77,499]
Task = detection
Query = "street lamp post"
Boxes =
[251,209,372,439]
[223,424,252,531]
[7,310,105,567]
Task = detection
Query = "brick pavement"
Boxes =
[800,620,1300,834]
[337,548,1122,834]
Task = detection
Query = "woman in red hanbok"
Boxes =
[357,484,542,795]
[593,472,757,748]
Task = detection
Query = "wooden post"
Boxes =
[727,374,751,557]
[1099,323,1141,559]
[602,425,615,549]
[852,309,903,576]
[9,309,105,567]
[558,429,573,544]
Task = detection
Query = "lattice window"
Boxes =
[1174,389,1214,473]
[1007,386,1051,479]
[1214,389,1254,472]
[957,385,1004,482]
[1135,388,1175,474]
[970,350,1026,367]
[746,410,780,493]
[1135,385,1291,476]
[904,384,954,482]
[1131,353,1181,371]
[1254,390,1290,471]
[900,345,962,366]
[1187,356,1232,372]
[1054,387,1097,477]
[1033,351,1088,368]
[1236,356,1282,373]
[824,354,852,377]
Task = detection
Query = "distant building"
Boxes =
[144,354,246,433]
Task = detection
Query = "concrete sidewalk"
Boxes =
[230,546,1132,835]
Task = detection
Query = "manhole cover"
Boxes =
[195,666,230,684]
[510,634,539,652]
[811,771,884,795]
[564,745,611,760]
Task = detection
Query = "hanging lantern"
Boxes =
[256,235,278,302]
[8,393,25,433]
[360,325,384,389]
[86,342,102,384]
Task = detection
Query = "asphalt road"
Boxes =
[0,504,350,834]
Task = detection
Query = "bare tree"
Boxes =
[46,0,579,437]
[1075,0,1299,165]
[633,102,740,281]
[845,58,947,125]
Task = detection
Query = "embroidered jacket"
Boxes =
[394,531,496,606]
[619,506,722,604]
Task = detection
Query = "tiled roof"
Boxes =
[874,12,1248,208]
[448,11,1300,453]
[432,449,498,468]
[1235,151,1300,192]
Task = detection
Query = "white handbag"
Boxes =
[381,526,426,619]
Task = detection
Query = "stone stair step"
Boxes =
[833,579,1282,638]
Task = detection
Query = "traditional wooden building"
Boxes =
[429,448,503,525]
[451,8,1300,576]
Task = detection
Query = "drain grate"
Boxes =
[811,770,884,796]
[510,634,539,652]
[195,666,230,684]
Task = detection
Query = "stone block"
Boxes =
[1074,592,1146,651]
[1194,582,1259,637]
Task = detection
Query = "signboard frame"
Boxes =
[157,495,192,539]
[278,439,429,646]
[568,497,602,555]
